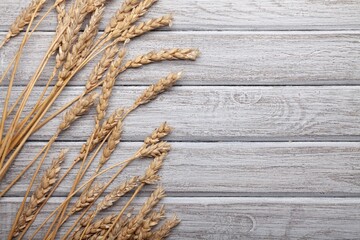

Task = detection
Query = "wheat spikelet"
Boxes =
[144,122,172,145]
[134,72,182,106]
[69,183,104,214]
[96,48,126,123]
[0,0,47,48]
[119,14,173,42]
[117,186,166,240]
[58,92,98,131]
[12,149,67,237]
[99,119,123,167]
[151,215,180,240]
[134,205,165,240]
[77,108,125,162]
[104,0,142,36]
[109,0,158,39]
[86,44,119,90]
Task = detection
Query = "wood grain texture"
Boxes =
[2,142,360,197]
[1,197,360,239]
[1,31,360,86]
[2,86,360,141]
[1,0,360,31]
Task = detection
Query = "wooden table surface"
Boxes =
[1,0,360,239]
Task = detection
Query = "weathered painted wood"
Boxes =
[1,0,360,31]
[1,32,360,86]
[2,142,360,197]
[1,197,360,239]
[1,86,360,141]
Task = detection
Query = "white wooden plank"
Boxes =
[1,31,360,86]
[1,86,360,141]
[2,142,360,197]
[1,0,360,31]
[1,197,360,239]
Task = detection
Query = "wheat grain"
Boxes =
[12,149,67,237]
[151,215,181,240]
[117,186,166,240]
[0,0,47,48]
[58,92,98,131]
[96,48,126,123]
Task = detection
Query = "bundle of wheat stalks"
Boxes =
[0,0,199,239]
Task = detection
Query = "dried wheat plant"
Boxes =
[0,0,199,239]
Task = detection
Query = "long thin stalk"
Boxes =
[0,2,42,166]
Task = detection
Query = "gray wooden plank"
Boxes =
[1,197,360,239]
[2,142,360,197]
[1,0,360,31]
[1,31,360,86]
[1,86,360,141]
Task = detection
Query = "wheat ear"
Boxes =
[117,186,166,240]
[123,48,200,71]
[118,14,173,42]
[60,6,105,80]
[72,214,116,240]
[104,0,142,36]
[109,0,158,39]
[11,149,67,237]
[151,215,181,240]
[86,44,119,90]
[69,183,105,215]
[58,92,99,131]
[77,108,125,162]
[99,120,123,168]
[96,48,126,123]
[135,205,166,239]
[0,0,47,48]
[134,72,182,106]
